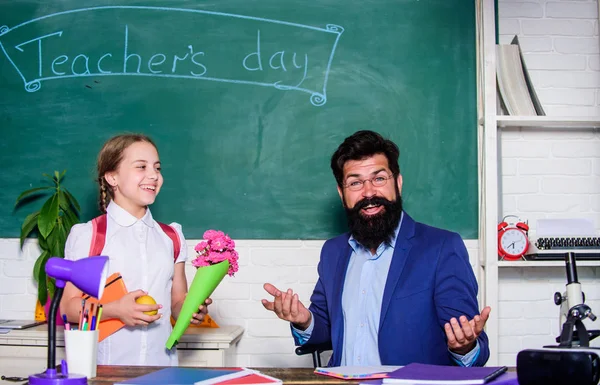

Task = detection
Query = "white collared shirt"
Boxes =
[64,201,187,366]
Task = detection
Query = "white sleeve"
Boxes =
[64,222,93,262]
[169,222,188,264]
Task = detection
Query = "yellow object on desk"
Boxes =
[34,300,46,322]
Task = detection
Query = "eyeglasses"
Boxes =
[343,174,394,191]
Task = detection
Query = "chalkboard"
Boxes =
[0,1,478,240]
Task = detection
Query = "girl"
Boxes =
[60,133,210,366]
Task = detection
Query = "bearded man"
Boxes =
[262,130,490,367]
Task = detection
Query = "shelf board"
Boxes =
[495,116,600,128]
[498,260,600,268]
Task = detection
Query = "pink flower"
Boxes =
[194,241,209,253]
[192,229,239,276]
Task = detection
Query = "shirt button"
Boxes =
[362,290,366,294]
[360,323,364,327]
[357,356,361,361]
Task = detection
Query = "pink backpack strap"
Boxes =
[89,214,107,257]
[90,214,180,262]
[158,222,181,262]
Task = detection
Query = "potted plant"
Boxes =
[15,170,81,311]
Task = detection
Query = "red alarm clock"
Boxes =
[498,215,530,261]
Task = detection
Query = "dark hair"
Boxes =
[96,133,158,213]
[330,130,400,187]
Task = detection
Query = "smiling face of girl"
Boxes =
[104,141,163,218]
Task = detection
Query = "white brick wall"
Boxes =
[1,0,599,370]
[0,237,479,368]
[499,0,600,116]
[497,0,600,367]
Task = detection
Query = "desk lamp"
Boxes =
[29,256,108,385]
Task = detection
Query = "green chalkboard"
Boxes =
[0,1,478,240]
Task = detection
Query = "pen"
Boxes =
[97,305,103,324]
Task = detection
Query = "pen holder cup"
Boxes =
[64,329,99,378]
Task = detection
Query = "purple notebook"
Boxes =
[382,363,508,384]
[362,372,518,385]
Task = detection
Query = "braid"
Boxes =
[98,177,110,213]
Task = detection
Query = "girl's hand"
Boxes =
[190,298,212,324]
[116,290,163,326]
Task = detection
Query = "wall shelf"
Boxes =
[496,116,600,128]
[498,260,600,268]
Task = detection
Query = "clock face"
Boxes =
[500,228,529,256]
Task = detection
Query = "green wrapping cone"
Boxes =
[166,260,229,349]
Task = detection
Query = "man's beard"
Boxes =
[344,193,403,251]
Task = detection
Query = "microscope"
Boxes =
[517,252,600,385]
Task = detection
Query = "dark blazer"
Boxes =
[293,212,489,367]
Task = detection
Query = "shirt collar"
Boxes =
[348,211,404,256]
[106,201,155,228]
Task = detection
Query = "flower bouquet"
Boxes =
[166,230,239,349]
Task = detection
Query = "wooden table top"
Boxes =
[89,366,354,385]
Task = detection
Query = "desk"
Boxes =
[87,366,519,385]
[89,366,350,385]
[0,325,244,382]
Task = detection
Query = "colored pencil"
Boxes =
[78,299,85,329]
[82,309,89,331]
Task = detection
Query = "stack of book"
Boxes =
[116,368,281,385]
[496,36,545,116]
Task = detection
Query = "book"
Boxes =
[315,366,401,380]
[382,363,508,384]
[0,319,45,329]
[510,35,545,116]
[214,371,282,385]
[82,272,127,342]
[361,372,518,385]
[115,367,252,385]
[496,44,537,116]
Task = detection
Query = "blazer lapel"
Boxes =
[331,238,352,359]
[379,213,416,329]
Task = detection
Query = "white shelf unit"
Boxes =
[496,116,600,129]
[498,260,600,268]
[477,0,600,365]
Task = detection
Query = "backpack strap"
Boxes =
[90,214,180,262]
[158,222,181,262]
[89,214,107,257]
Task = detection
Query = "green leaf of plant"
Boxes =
[49,223,67,259]
[63,189,81,213]
[47,278,56,299]
[38,194,59,238]
[63,208,79,230]
[38,281,47,305]
[19,211,40,247]
[34,250,52,304]
[58,190,69,212]
[38,235,48,251]
[42,173,54,183]
[33,250,48,282]
[14,187,52,206]
[59,170,66,181]
[54,170,60,182]
[45,226,61,259]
